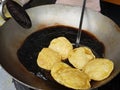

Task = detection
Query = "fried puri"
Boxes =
[37,48,61,70]
[36,36,114,89]
[50,62,71,73]
[51,62,91,89]
[84,58,114,81]
[68,47,95,70]
[49,37,73,60]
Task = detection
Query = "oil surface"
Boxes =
[17,25,105,89]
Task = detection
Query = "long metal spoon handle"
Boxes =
[76,0,87,47]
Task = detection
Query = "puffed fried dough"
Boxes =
[51,62,71,74]
[84,58,114,81]
[37,48,61,70]
[49,37,73,60]
[68,47,95,70]
[51,63,91,89]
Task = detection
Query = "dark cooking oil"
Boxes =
[17,25,105,89]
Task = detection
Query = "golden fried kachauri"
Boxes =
[83,58,114,81]
[36,36,114,90]
[68,46,95,70]
[51,62,91,89]
[49,37,73,60]
[37,48,61,70]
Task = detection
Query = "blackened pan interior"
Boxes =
[17,25,105,89]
